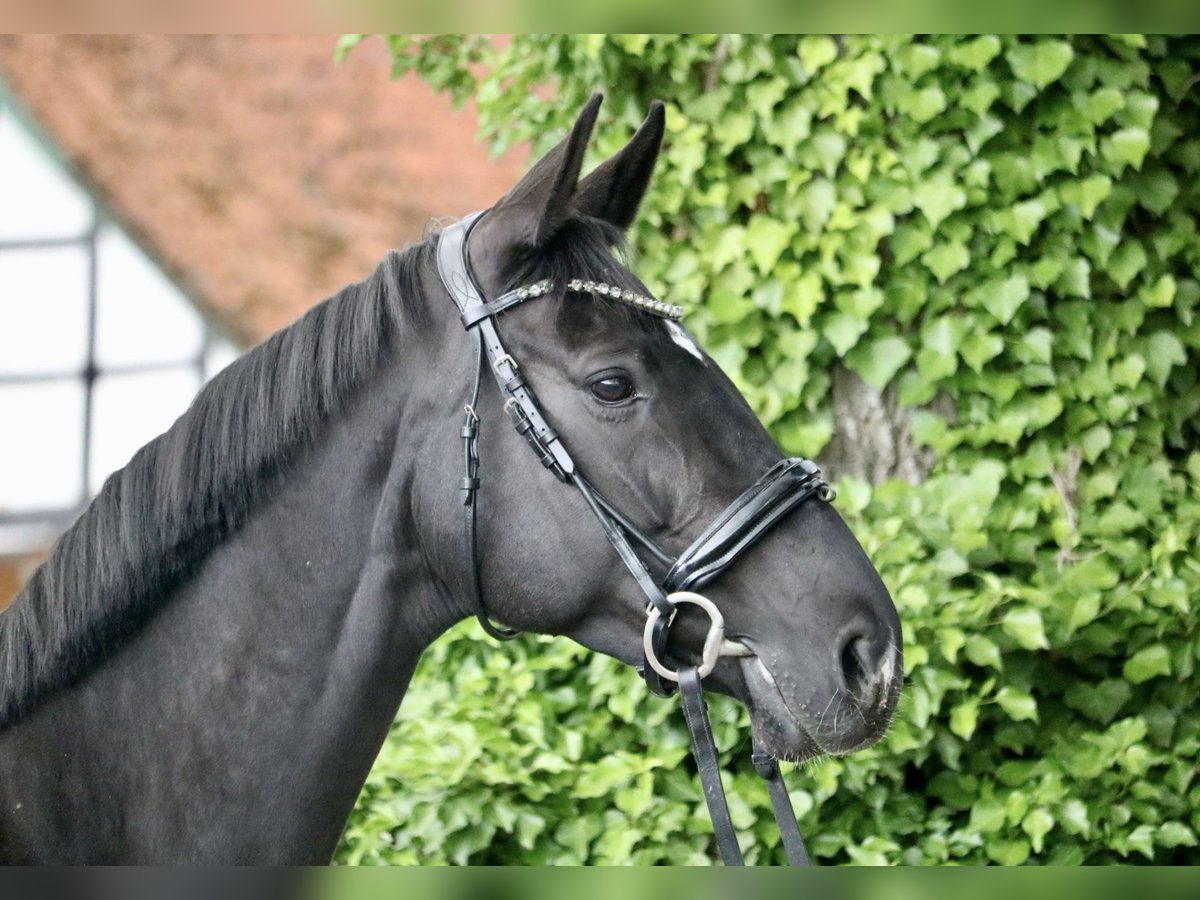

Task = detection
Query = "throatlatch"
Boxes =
[437,212,834,866]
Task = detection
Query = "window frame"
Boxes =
[0,92,239,551]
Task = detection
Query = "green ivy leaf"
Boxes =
[962,80,1001,115]
[780,272,824,325]
[1056,258,1092,299]
[897,43,941,80]
[554,816,601,859]
[1002,607,1049,650]
[913,178,968,229]
[891,222,934,265]
[1139,274,1176,309]
[1106,241,1148,290]
[823,311,870,356]
[1158,822,1198,849]
[1064,678,1132,724]
[1007,40,1074,88]
[987,839,1031,866]
[970,796,1007,833]
[1059,800,1091,837]
[745,216,794,274]
[1102,127,1152,171]
[838,51,886,101]
[960,331,1005,372]
[1123,644,1171,684]
[1115,91,1158,130]
[1079,424,1112,462]
[964,635,1003,670]
[334,34,366,61]
[801,178,838,231]
[996,686,1039,722]
[1021,327,1054,363]
[1144,331,1186,387]
[1059,175,1113,219]
[845,335,912,389]
[1022,808,1055,854]
[1131,169,1179,215]
[1003,199,1048,245]
[950,699,979,739]
[845,835,901,866]
[1082,87,1125,125]
[762,100,813,155]
[1125,825,1157,860]
[797,35,838,74]
[899,86,948,124]
[975,274,1031,324]
[922,241,970,283]
[949,35,1002,72]
[746,76,788,119]
[810,131,847,178]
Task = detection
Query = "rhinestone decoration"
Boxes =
[562,278,683,319]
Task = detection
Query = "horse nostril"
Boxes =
[840,635,872,696]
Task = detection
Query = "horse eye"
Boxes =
[589,374,635,404]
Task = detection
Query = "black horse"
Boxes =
[0,97,901,864]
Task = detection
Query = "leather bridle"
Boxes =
[437,212,835,865]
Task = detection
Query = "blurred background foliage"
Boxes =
[334,35,1200,864]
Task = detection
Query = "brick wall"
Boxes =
[0,35,524,343]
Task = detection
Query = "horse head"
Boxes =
[433,95,903,763]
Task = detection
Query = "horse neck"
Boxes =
[0,325,468,863]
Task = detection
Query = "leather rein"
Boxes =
[437,212,834,865]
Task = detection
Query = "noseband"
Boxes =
[437,212,834,865]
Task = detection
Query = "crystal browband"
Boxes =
[567,279,684,319]
[506,278,684,320]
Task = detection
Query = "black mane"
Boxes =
[0,243,430,728]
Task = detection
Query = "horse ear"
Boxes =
[572,100,665,232]
[491,92,604,248]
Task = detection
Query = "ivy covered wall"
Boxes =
[336,35,1200,865]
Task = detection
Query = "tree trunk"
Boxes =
[820,364,951,485]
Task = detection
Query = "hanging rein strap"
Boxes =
[437,213,827,865]
[676,670,809,865]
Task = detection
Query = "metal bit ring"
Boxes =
[642,591,727,682]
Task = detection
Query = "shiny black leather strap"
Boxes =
[681,668,814,866]
[574,476,677,698]
[574,477,673,620]
[679,667,744,866]
[438,214,574,482]
[664,458,829,592]
[753,742,813,865]
[586,487,673,568]
[460,327,519,641]
[437,212,488,309]
[460,282,552,328]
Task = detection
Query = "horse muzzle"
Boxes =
[736,633,904,762]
